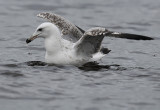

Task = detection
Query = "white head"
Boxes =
[26,22,61,43]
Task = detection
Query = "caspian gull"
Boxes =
[26,12,153,66]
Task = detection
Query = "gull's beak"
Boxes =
[26,33,40,44]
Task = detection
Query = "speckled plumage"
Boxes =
[26,12,153,66]
[37,12,83,42]
[84,27,110,36]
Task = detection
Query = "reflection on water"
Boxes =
[0,0,160,110]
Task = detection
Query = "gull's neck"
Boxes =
[44,26,62,55]
[44,24,77,64]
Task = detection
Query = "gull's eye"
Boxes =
[37,28,43,31]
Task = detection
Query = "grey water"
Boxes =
[0,0,160,110]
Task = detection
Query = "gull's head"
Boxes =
[26,22,60,44]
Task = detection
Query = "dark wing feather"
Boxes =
[109,32,154,40]
[76,25,85,34]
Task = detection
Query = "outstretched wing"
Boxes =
[109,32,154,40]
[75,27,111,57]
[37,12,83,42]
[74,27,154,57]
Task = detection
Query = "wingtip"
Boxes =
[135,36,154,40]
[108,32,154,40]
[146,37,154,40]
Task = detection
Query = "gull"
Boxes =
[26,12,153,66]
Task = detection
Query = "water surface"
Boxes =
[0,0,160,110]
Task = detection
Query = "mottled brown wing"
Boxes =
[37,12,83,42]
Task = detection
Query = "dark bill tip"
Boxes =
[26,39,31,44]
